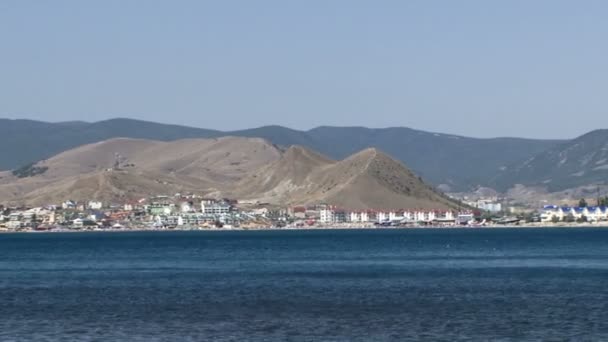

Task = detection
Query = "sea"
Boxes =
[1,228,607,341]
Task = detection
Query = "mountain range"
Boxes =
[0,118,565,192]
[0,137,461,209]
[492,129,608,192]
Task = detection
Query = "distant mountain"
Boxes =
[0,118,220,171]
[0,118,561,191]
[0,137,462,210]
[492,129,608,192]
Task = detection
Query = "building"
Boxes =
[456,212,475,225]
[319,208,334,223]
[290,206,307,219]
[147,203,174,215]
[7,213,22,229]
[477,201,502,213]
[201,201,231,216]
[349,211,370,223]
[62,200,77,210]
[541,205,608,222]
[87,201,103,210]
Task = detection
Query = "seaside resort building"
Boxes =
[540,205,608,222]
[319,207,456,224]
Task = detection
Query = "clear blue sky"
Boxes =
[1,0,606,138]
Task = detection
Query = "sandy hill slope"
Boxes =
[235,146,335,196]
[0,137,282,205]
[234,147,461,210]
[0,138,461,210]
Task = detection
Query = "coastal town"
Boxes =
[1,193,607,232]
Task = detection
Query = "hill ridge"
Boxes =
[0,117,564,191]
[0,137,463,209]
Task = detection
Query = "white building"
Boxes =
[319,208,347,223]
[7,213,22,229]
[586,207,608,222]
[201,201,231,216]
[320,208,334,223]
[87,201,103,210]
[349,211,370,223]
[477,202,502,213]
[62,200,77,209]
[377,211,390,222]
[541,205,608,222]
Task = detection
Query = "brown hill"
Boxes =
[0,137,282,205]
[233,147,460,210]
[0,138,461,210]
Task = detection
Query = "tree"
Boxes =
[564,214,576,223]
[576,215,588,223]
[578,198,588,208]
[551,215,560,224]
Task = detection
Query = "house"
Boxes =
[291,206,307,219]
[585,207,608,221]
[539,205,608,222]
[62,200,77,210]
[87,201,103,210]
[540,205,561,222]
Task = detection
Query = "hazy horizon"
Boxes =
[0,115,582,140]
[2,1,607,139]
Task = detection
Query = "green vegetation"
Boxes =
[598,196,608,206]
[578,198,588,208]
[11,163,48,178]
[563,213,576,223]
[551,215,560,223]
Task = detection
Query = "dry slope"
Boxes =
[0,138,461,210]
[234,146,461,210]
[0,137,282,205]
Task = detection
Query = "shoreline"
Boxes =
[3,222,608,233]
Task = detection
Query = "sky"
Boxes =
[1,1,607,139]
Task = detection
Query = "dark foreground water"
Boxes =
[1,228,608,341]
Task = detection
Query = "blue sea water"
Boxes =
[1,228,608,341]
